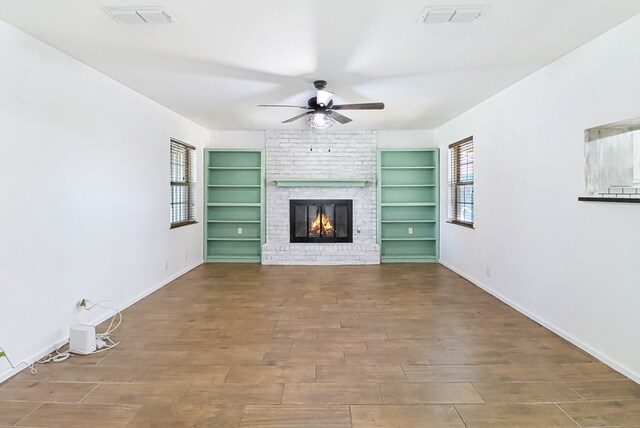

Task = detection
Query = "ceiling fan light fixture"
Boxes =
[306,112,335,130]
[259,80,383,127]
[316,90,334,107]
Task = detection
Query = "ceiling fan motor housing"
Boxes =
[313,80,328,90]
[307,97,333,110]
[258,79,384,126]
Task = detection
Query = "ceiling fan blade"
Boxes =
[331,102,385,110]
[258,104,310,109]
[282,111,312,123]
[327,110,352,124]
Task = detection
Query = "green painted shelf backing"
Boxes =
[204,149,265,263]
[378,149,439,263]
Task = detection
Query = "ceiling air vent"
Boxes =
[103,7,178,25]
[418,6,485,24]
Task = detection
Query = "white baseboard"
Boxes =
[85,259,204,328]
[0,260,204,383]
[439,260,640,385]
[0,338,70,384]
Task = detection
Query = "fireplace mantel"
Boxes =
[263,130,379,265]
[272,178,369,188]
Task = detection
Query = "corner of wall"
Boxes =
[439,259,640,385]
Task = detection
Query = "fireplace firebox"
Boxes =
[290,199,353,243]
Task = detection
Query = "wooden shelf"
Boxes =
[381,203,436,207]
[207,203,261,207]
[207,220,261,223]
[207,185,261,188]
[207,238,261,241]
[381,184,436,187]
[208,166,261,170]
[205,150,264,264]
[381,220,436,223]
[378,149,439,263]
[381,166,436,170]
[381,256,437,263]
[205,256,262,263]
[381,238,437,241]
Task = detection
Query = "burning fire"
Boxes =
[309,213,334,237]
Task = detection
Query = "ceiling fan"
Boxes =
[258,80,385,129]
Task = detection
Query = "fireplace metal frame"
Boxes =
[289,199,353,243]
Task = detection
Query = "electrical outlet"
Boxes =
[237,227,243,235]
[485,265,491,277]
[164,260,169,271]
[408,227,414,235]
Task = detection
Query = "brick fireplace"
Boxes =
[261,129,380,265]
[290,199,353,243]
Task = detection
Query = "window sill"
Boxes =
[170,220,198,229]
[578,197,640,203]
[447,220,475,229]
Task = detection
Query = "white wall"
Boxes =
[209,130,265,148]
[0,21,208,381]
[435,14,640,382]
[377,130,434,148]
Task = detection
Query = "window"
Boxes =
[448,136,474,228]
[170,139,196,228]
[580,118,640,202]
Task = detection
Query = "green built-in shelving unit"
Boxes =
[378,149,439,263]
[204,149,265,263]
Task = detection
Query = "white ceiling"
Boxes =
[1,0,639,131]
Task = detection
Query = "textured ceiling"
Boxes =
[1,0,639,130]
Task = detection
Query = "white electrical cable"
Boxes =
[0,346,37,375]
[33,299,123,370]
[2,299,123,378]
[83,299,122,354]
[53,343,71,362]
[84,299,122,338]
[90,341,120,354]
[36,342,71,365]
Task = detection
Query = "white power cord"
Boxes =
[84,299,122,353]
[85,299,122,337]
[0,346,38,375]
[37,343,71,364]
[32,299,123,370]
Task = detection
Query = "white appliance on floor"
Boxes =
[69,324,97,355]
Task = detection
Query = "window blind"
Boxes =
[170,139,196,228]
[448,136,474,227]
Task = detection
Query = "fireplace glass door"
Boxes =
[290,200,352,243]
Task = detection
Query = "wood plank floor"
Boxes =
[2,263,639,427]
